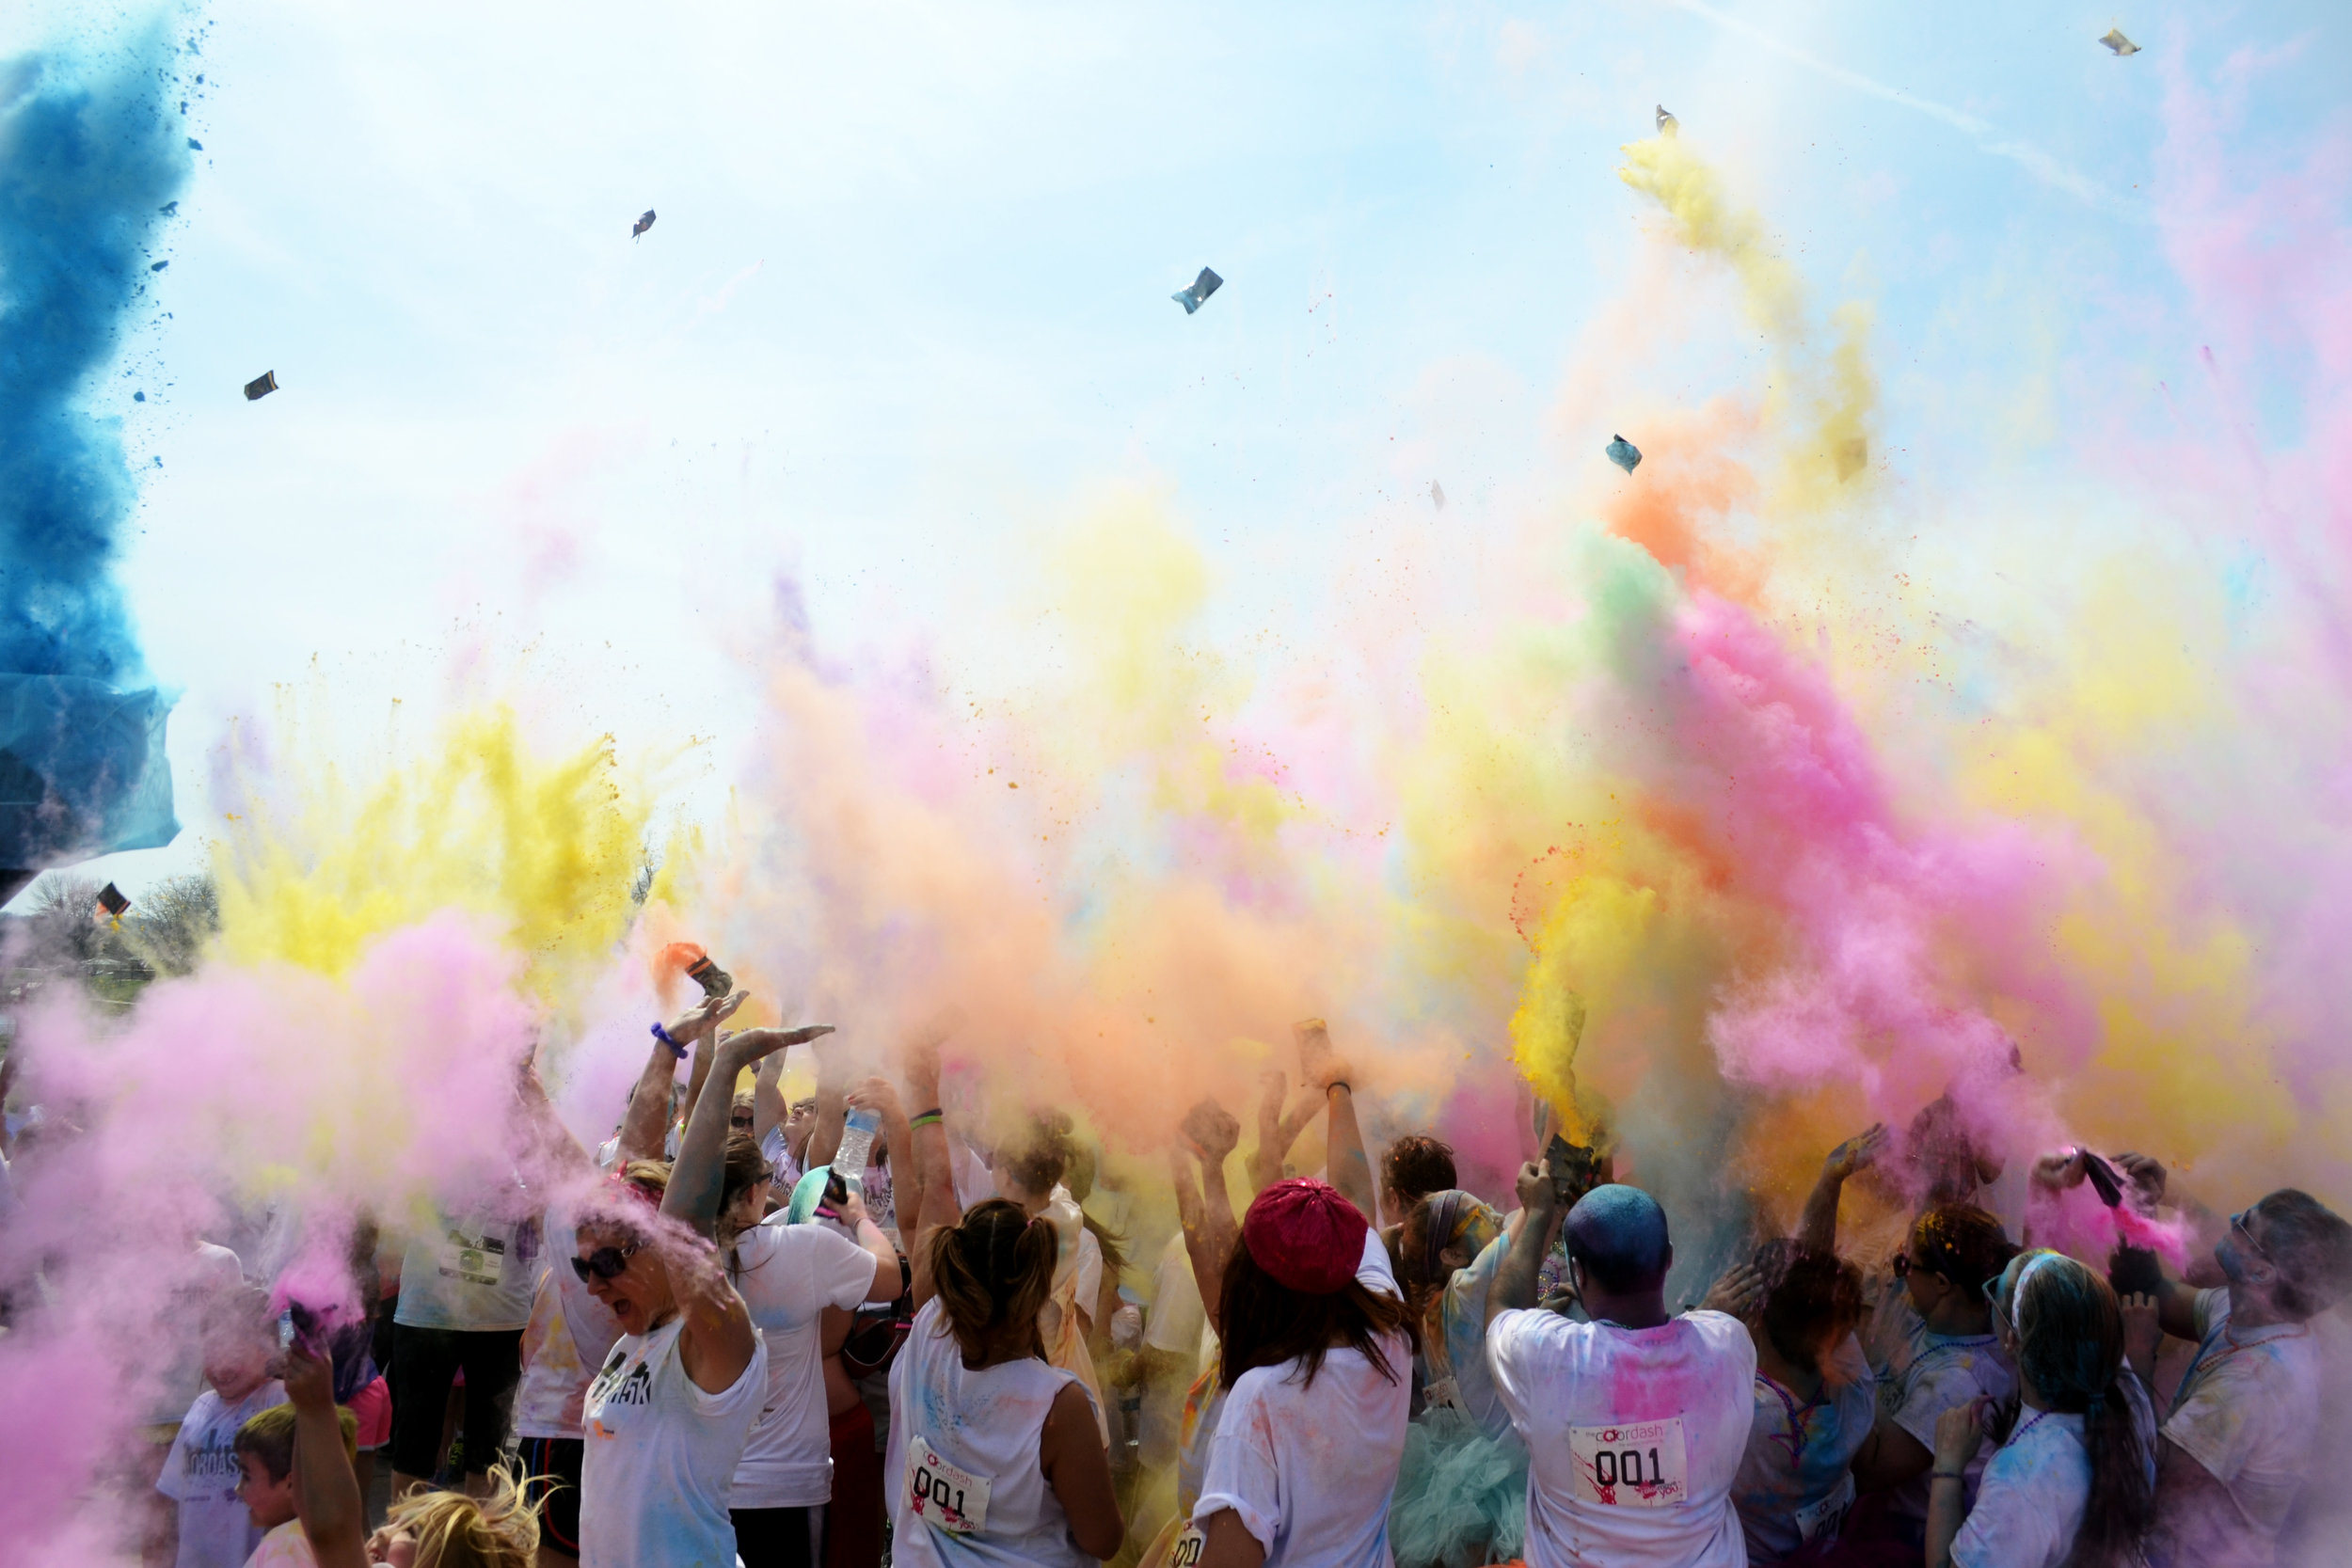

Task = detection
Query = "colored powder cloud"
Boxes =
[0,29,186,871]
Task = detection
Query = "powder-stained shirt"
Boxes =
[1863,1275,2015,1525]
[730,1217,888,1509]
[1442,1235,1518,1446]
[515,1216,625,1440]
[394,1203,541,1332]
[155,1381,286,1568]
[2160,1288,2324,1558]
[1730,1334,1876,1563]
[245,1518,319,1568]
[1952,1375,2155,1568]
[1193,1231,1409,1568]
[1488,1307,1754,1568]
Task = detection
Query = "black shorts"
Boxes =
[388,1323,523,1480]
[516,1435,584,1556]
[732,1505,818,1568]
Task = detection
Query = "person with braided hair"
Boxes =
[1926,1250,2155,1568]
[885,1196,1124,1568]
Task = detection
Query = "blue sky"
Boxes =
[8,0,2344,899]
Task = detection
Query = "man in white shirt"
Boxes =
[1486,1158,1754,1568]
[2137,1186,2352,1568]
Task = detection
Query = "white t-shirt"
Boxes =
[1146,1235,1207,1362]
[1954,1378,2157,1568]
[155,1381,287,1568]
[729,1217,888,1508]
[1730,1335,1877,1563]
[1863,1277,2016,1525]
[886,1297,1092,1568]
[515,1218,626,1440]
[1193,1230,1409,1568]
[394,1204,541,1332]
[580,1314,770,1568]
[1488,1307,1755,1568]
[2161,1288,2324,1553]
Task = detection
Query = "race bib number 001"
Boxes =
[908,1436,992,1535]
[1169,1524,1207,1568]
[1568,1417,1689,1508]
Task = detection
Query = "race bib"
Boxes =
[907,1436,993,1535]
[1169,1523,1207,1568]
[1568,1417,1689,1507]
[439,1221,508,1287]
[1794,1472,1855,1543]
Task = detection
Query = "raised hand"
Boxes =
[2112,1152,2168,1207]
[2032,1148,2090,1192]
[670,989,749,1044]
[1698,1261,1765,1319]
[1822,1124,1888,1183]
[1293,1017,1347,1091]
[1249,1069,1323,1189]
[1182,1098,1242,1163]
[719,1023,834,1066]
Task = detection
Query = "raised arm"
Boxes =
[1295,1019,1375,1222]
[752,1050,789,1147]
[850,1074,914,1217]
[281,1338,368,1568]
[1247,1069,1325,1193]
[1176,1099,1243,1333]
[665,1024,833,1237]
[513,1053,593,1180]
[1486,1154,1563,1330]
[1796,1124,1885,1257]
[619,991,745,1163]
[804,1035,850,1170]
[905,1042,963,1311]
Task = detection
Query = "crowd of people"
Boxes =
[26,993,2352,1568]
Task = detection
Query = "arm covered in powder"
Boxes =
[1297,1019,1377,1221]
[1796,1124,1886,1257]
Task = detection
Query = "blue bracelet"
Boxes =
[652,1022,687,1060]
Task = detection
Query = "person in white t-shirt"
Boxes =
[1187,1177,1411,1568]
[515,1163,670,1566]
[575,1014,802,1568]
[1485,1163,1756,1568]
[1928,1250,2157,1568]
[671,1018,906,1568]
[886,1193,1125,1568]
[155,1291,286,1568]
[2122,1183,2352,1568]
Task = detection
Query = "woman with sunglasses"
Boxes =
[515,1161,670,1567]
[1841,1193,2018,1544]
[1926,1250,2154,1568]
[573,1018,823,1568]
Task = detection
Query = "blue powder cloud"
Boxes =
[0,31,188,874]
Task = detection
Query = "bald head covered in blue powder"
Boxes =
[1565,1182,1674,1294]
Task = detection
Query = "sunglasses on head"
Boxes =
[569,1242,642,1282]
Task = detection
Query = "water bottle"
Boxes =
[834,1107,882,1194]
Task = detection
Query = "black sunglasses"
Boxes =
[1892,1253,1912,1278]
[569,1242,642,1282]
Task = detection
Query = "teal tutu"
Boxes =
[1389,1405,1528,1568]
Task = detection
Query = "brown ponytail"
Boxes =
[924,1198,1057,1363]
